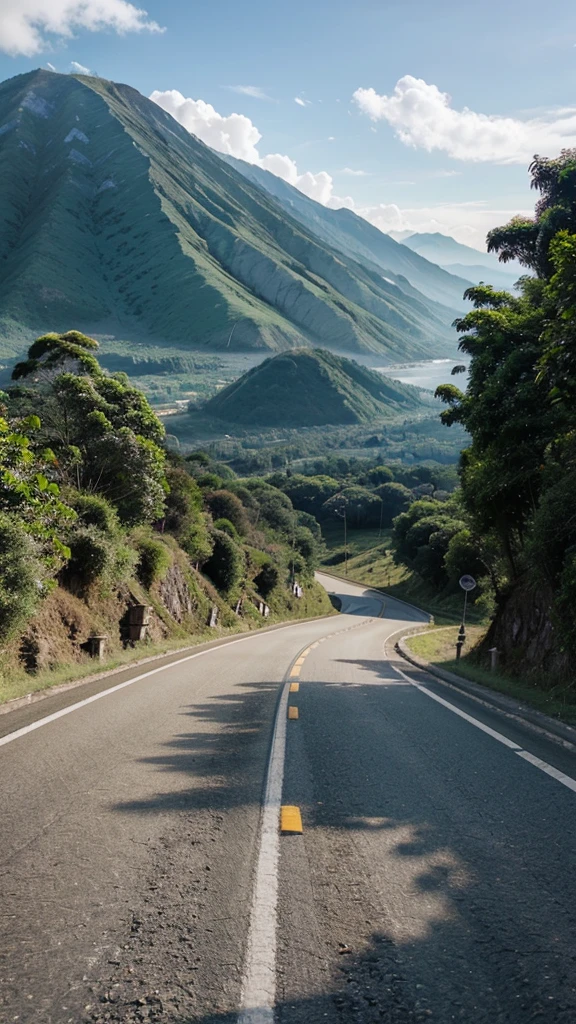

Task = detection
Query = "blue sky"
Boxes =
[1,0,575,248]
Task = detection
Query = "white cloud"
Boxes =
[69,60,91,75]
[294,96,311,107]
[45,61,56,71]
[227,85,271,100]
[341,167,369,176]
[150,88,350,207]
[356,199,532,250]
[353,76,576,163]
[0,0,164,57]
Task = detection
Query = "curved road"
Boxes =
[1,576,576,1023]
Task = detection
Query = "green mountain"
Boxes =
[221,157,473,311]
[203,348,429,426]
[0,69,454,361]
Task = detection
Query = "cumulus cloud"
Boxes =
[356,199,532,249]
[0,0,164,57]
[150,88,350,207]
[69,60,91,75]
[227,85,271,100]
[353,76,576,163]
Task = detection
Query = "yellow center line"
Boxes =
[288,706,299,719]
[280,806,303,833]
[289,682,299,693]
[289,664,301,677]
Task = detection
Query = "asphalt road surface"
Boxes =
[1,575,576,1024]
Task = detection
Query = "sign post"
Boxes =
[457,575,477,658]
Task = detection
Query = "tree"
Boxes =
[8,332,167,525]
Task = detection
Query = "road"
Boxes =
[1,575,576,1023]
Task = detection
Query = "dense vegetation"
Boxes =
[0,332,331,687]
[204,348,429,426]
[423,151,576,680]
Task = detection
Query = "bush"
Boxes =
[136,536,173,589]
[0,514,42,642]
[68,492,120,535]
[205,490,249,536]
[65,526,136,590]
[213,517,239,540]
[254,561,280,597]
[203,530,245,597]
[163,466,212,561]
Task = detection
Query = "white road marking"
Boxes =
[392,664,522,750]
[0,623,331,751]
[515,750,576,793]
[393,662,576,793]
[238,681,289,1024]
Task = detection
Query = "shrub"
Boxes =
[163,466,212,561]
[65,526,136,590]
[68,492,120,535]
[203,530,245,597]
[213,517,239,540]
[136,537,173,589]
[254,562,280,598]
[0,514,42,642]
[205,490,249,536]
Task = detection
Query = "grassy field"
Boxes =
[405,626,576,727]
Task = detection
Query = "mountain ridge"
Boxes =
[0,69,455,361]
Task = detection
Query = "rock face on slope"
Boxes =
[203,348,428,426]
[0,70,453,360]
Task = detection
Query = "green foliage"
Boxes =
[254,561,280,598]
[375,482,413,527]
[65,526,136,590]
[203,530,245,598]
[9,332,167,525]
[0,514,43,642]
[213,518,239,540]
[135,536,173,590]
[366,465,394,486]
[204,349,426,427]
[67,492,120,535]
[205,490,249,536]
[162,465,212,562]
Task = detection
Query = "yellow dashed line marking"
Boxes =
[289,682,299,693]
[288,706,299,719]
[294,657,305,668]
[280,806,303,833]
[290,664,301,678]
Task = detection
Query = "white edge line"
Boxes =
[392,663,522,750]
[515,750,576,793]
[393,661,576,794]
[238,681,289,1024]
[0,624,313,751]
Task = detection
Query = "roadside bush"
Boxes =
[254,561,280,598]
[65,526,136,590]
[202,530,245,597]
[163,465,213,562]
[213,518,239,540]
[0,513,42,642]
[67,492,120,535]
[135,536,173,589]
[205,490,249,536]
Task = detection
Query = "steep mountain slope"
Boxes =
[222,156,472,311]
[0,70,454,360]
[203,348,428,426]
[441,262,522,291]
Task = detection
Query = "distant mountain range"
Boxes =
[395,232,525,291]
[204,348,427,426]
[222,157,472,312]
[0,70,467,362]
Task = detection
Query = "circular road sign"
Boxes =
[459,575,477,592]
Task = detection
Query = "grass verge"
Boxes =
[405,626,576,727]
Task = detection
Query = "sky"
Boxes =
[0,0,575,250]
